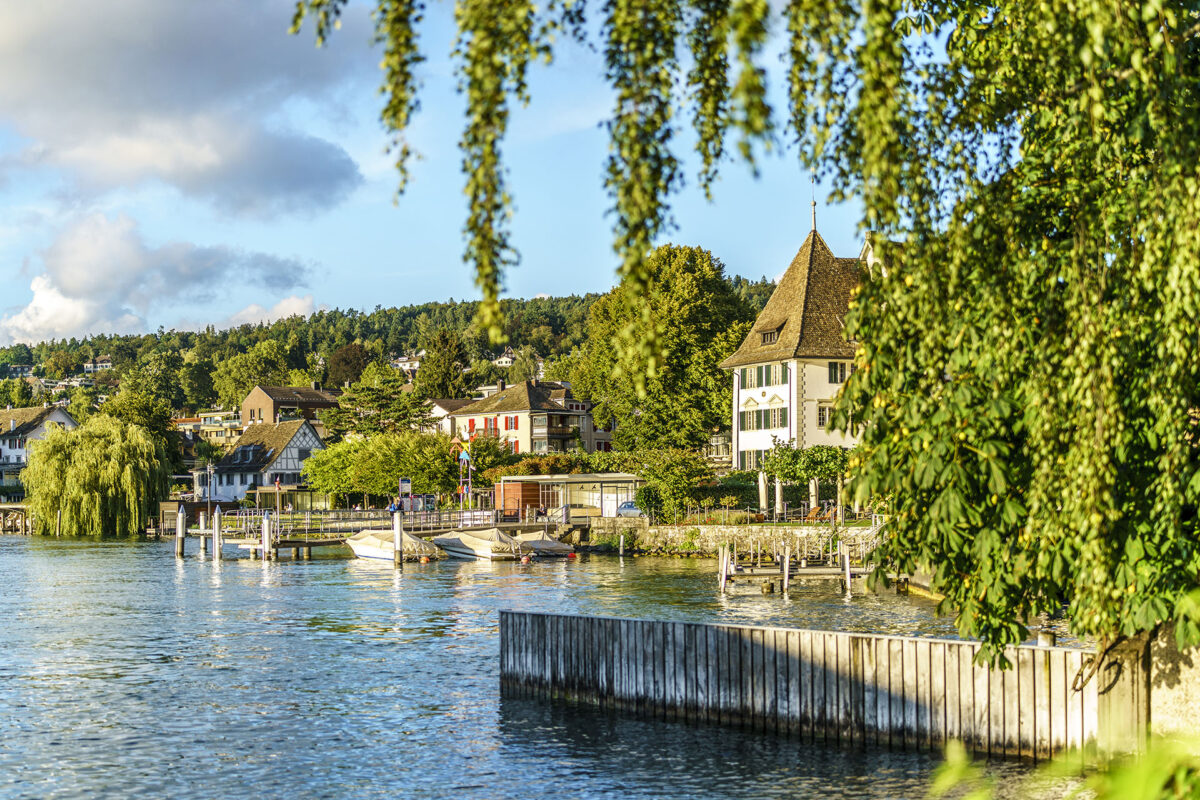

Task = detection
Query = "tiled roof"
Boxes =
[217,420,309,472]
[720,229,862,369]
[429,398,475,413]
[0,406,66,438]
[450,381,571,416]
[255,386,341,405]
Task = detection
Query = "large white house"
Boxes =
[0,406,79,492]
[196,419,324,502]
[720,228,862,471]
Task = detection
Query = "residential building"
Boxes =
[719,228,862,471]
[0,406,79,492]
[427,398,474,436]
[391,350,424,377]
[194,419,324,502]
[492,346,516,368]
[198,410,242,446]
[83,356,113,374]
[241,385,340,427]
[449,380,612,454]
[6,364,33,379]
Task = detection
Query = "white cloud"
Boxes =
[224,295,318,328]
[0,213,311,343]
[0,0,373,216]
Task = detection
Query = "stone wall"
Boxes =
[1150,627,1200,740]
[584,522,843,555]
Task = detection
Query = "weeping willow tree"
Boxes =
[22,416,169,537]
[293,1,1200,663]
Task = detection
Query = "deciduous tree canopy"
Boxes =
[22,415,169,537]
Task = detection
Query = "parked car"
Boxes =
[616,501,644,518]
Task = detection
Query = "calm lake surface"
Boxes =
[0,538,1058,799]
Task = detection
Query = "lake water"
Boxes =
[0,538,1060,799]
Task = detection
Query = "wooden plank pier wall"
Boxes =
[500,612,1148,760]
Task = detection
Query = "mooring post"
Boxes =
[55,509,61,537]
[198,512,208,555]
[175,507,185,558]
[261,513,271,562]
[392,511,403,569]
[1037,630,1057,647]
[782,543,791,593]
[843,549,852,595]
[212,507,222,561]
[718,545,728,593]
[619,534,625,556]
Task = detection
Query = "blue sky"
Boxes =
[0,0,863,345]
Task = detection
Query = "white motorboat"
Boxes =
[515,531,575,557]
[345,529,446,561]
[432,527,534,560]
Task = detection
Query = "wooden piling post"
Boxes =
[782,544,791,593]
[718,545,728,593]
[392,511,403,569]
[843,550,852,595]
[175,507,185,557]
[212,507,222,561]
[199,512,208,555]
[55,509,61,537]
[619,534,625,555]
[261,513,270,562]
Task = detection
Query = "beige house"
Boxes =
[720,228,862,471]
[449,380,612,454]
[0,406,79,492]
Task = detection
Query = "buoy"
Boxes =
[521,555,531,564]
[567,552,576,559]
[419,556,430,564]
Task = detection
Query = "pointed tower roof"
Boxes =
[719,230,862,369]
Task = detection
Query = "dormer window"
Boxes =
[761,330,778,345]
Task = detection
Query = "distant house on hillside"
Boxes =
[391,350,424,378]
[6,364,33,379]
[241,385,341,428]
[83,356,113,374]
[195,419,324,502]
[719,227,863,471]
[449,380,611,454]
[492,346,516,368]
[0,406,78,495]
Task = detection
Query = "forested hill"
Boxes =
[0,275,776,411]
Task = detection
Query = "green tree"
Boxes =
[320,372,431,439]
[413,329,468,399]
[22,415,169,536]
[99,389,175,461]
[212,340,289,408]
[179,358,216,410]
[123,351,183,409]
[508,345,540,383]
[0,343,32,367]
[0,378,35,408]
[327,342,370,387]
[44,350,81,380]
[67,386,99,423]
[569,245,752,449]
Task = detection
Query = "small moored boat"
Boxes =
[432,527,534,560]
[345,529,446,561]
[515,531,574,557]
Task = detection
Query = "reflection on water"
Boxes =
[0,538,1062,799]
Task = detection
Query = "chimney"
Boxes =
[497,379,506,392]
[9,420,14,431]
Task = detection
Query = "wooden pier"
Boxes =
[500,611,1150,759]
